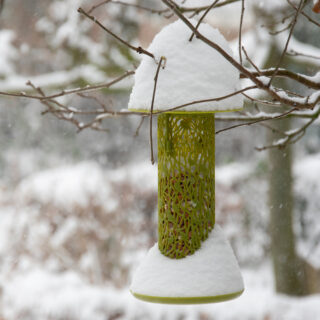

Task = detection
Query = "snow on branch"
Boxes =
[0,71,135,100]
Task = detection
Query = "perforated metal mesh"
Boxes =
[157,113,215,259]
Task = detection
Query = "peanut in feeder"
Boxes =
[128,20,244,304]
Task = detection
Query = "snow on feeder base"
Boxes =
[131,223,244,304]
[128,20,244,304]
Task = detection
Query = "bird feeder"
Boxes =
[128,20,244,304]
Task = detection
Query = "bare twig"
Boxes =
[179,0,240,13]
[189,0,219,42]
[26,81,99,132]
[88,0,112,14]
[268,22,292,35]
[242,93,282,107]
[215,107,298,135]
[215,107,320,121]
[239,0,245,65]
[260,12,295,30]
[45,70,135,100]
[161,0,315,110]
[134,116,146,137]
[242,46,262,75]
[241,68,320,89]
[286,49,320,60]
[154,85,257,114]
[91,0,170,15]
[255,108,320,151]
[150,57,165,164]
[78,7,155,59]
[267,0,304,87]
[259,122,287,136]
[0,71,135,100]
[24,79,147,133]
[287,0,320,27]
[77,92,110,111]
[1,0,319,146]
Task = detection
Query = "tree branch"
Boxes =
[161,0,315,110]
[267,0,304,86]
[239,0,245,65]
[149,57,165,165]
[189,0,219,42]
[89,0,170,15]
[240,69,320,89]
[0,71,135,100]
[78,7,155,59]
[215,107,298,135]
[255,108,320,151]
[153,85,257,114]
[179,0,240,13]
[287,0,320,27]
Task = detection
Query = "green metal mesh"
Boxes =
[157,113,215,259]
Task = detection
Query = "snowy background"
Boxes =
[1,0,320,319]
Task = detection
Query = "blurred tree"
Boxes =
[257,2,320,295]
[267,104,308,295]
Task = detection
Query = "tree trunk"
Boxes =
[267,117,308,295]
[263,38,309,295]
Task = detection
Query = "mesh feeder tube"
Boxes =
[158,113,215,259]
[128,20,244,304]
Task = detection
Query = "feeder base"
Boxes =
[131,289,244,305]
[130,225,244,304]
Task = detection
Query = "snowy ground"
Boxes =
[1,262,320,320]
[0,156,320,320]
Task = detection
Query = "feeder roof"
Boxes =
[128,19,243,113]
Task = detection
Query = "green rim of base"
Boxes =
[128,108,243,114]
[130,289,244,304]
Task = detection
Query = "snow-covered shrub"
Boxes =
[0,30,18,78]
[1,162,157,288]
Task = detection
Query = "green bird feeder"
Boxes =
[128,20,244,304]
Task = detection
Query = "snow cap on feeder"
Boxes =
[129,19,244,304]
[128,19,243,113]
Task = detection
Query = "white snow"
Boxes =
[284,35,320,67]
[1,158,320,318]
[2,265,320,320]
[1,269,128,320]
[309,90,320,104]
[294,154,320,268]
[175,0,213,7]
[0,30,18,77]
[303,71,320,83]
[15,161,157,213]
[0,208,14,256]
[248,0,299,13]
[0,65,109,92]
[237,23,320,100]
[216,162,252,187]
[16,162,117,211]
[130,225,244,298]
[274,89,318,106]
[128,19,243,112]
[176,0,253,32]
